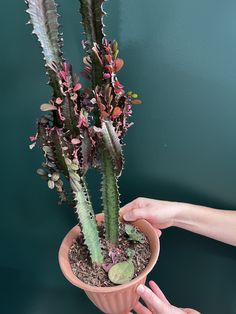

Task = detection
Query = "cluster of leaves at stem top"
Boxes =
[26,0,142,265]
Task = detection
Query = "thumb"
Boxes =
[123,208,148,221]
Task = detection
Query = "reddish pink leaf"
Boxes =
[112,107,122,119]
[131,99,142,105]
[104,65,113,74]
[105,54,112,63]
[63,82,69,88]
[114,88,124,95]
[103,73,111,79]
[73,83,82,92]
[101,110,109,120]
[114,81,124,89]
[71,138,81,145]
[114,58,124,73]
[55,97,63,105]
[59,70,66,81]
[63,63,70,73]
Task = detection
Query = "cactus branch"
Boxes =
[101,120,124,177]
[101,148,120,245]
[79,0,106,88]
[69,169,104,264]
[26,0,64,99]
[79,0,106,47]
[26,0,63,66]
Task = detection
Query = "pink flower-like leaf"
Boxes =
[114,58,124,73]
[102,263,113,272]
[55,97,63,105]
[59,70,66,81]
[71,138,81,145]
[114,81,124,89]
[63,82,69,88]
[114,88,124,95]
[104,65,113,74]
[77,113,88,128]
[73,83,82,92]
[109,248,122,264]
[29,132,38,142]
[105,54,112,63]
[63,63,70,73]
[112,107,122,119]
[58,107,65,121]
[103,73,111,79]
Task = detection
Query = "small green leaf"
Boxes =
[43,146,52,153]
[37,168,47,176]
[51,172,60,181]
[40,103,57,111]
[126,248,135,259]
[48,180,55,189]
[125,224,145,243]
[65,158,72,166]
[70,163,79,171]
[108,260,134,285]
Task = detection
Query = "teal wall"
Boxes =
[1,1,236,313]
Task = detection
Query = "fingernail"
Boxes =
[123,213,131,221]
[137,284,145,294]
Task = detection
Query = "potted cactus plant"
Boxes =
[26,0,160,313]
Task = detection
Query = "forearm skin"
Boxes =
[173,203,236,246]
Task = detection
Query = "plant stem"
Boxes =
[70,170,104,264]
[101,148,120,245]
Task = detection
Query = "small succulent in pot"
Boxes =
[26,0,143,283]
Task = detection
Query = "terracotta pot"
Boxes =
[58,213,160,314]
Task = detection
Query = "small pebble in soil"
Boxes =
[68,223,151,287]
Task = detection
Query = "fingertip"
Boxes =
[149,280,157,291]
[137,284,145,295]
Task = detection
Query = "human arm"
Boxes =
[120,197,236,246]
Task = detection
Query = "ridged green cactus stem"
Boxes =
[79,0,105,47]
[68,159,104,264]
[101,148,120,245]
[26,0,63,92]
[79,0,106,88]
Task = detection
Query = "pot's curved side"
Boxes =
[58,214,160,314]
[85,278,146,314]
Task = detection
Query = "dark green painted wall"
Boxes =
[1,1,236,313]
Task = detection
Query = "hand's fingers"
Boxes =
[149,281,170,304]
[137,284,171,314]
[181,308,201,314]
[122,207,153,222]
[133,302,152,314]
[154,229,162,238]
[119,198,143,216]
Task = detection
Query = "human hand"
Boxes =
[120,197,183,231]
[130,281,200,314]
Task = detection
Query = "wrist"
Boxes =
[172,202,197,228]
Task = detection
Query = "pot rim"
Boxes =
[58,213,160,293]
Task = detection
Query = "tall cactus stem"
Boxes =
[101,148,120,245]
[69,169,104,264]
